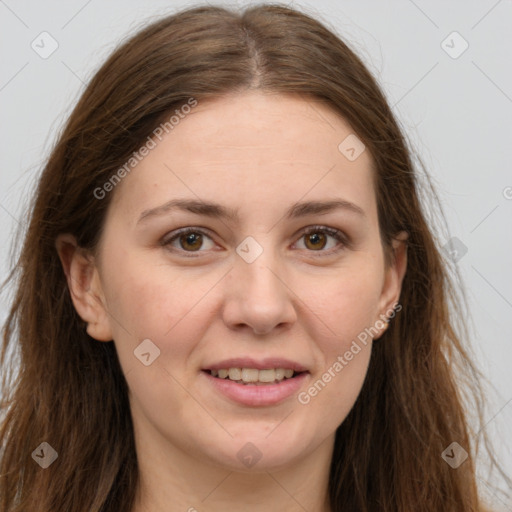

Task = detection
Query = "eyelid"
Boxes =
[161,225,349,257]
[293,225,349,255]
[160,226,217,255]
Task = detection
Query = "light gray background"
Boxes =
[1,0,511,505]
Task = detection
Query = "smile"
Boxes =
[201,369,309,406]
[208,367,302,384]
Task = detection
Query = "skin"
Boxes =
[56,91,407,512]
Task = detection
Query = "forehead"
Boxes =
[108,91,376,225]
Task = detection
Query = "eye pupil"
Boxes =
[305,232,326,250]
[181,232,202,251]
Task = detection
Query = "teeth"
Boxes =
[258,369,276,383]
[210,367,299,383]
[241,368,259,383]
[228,368,242,380]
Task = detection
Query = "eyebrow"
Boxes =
[137,198,366,225]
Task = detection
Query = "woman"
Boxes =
[0,4,508,511]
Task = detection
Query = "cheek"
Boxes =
[101,264,212,417]
[308,342,372,423]
[101,253,221,366]
[298,264,380,413]
[302,287,374,423]
[310,262,382,343]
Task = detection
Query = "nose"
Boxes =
[221,247,297,336]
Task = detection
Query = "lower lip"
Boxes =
[201,370,309,406]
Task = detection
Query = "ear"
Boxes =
[374,231,408,339]
[55,233,113,342]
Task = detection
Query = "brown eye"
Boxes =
[162,228,215,253]
[304,232,327,250]
[295,226,346,255]
[179,232,203,251]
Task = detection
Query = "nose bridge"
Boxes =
[235,238,285,300]
[223,235,296,333]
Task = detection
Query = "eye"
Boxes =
[294,225,347,255]
[161,227,216,254]
[161,225,348,257]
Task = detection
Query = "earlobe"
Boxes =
[55,233,113,342]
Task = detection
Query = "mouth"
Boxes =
[201,365,310,406]
[203,367,308,385]
[201,358,310,406]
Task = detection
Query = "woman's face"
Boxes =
[71,91,406,472]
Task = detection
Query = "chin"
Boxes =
[202,426,314,472]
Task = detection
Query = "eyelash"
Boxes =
[160,225,349,258]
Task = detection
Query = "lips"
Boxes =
[201,357,310,406]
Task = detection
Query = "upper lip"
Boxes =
[203,357,309,372]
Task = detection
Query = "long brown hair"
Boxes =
[0,4,508,511]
